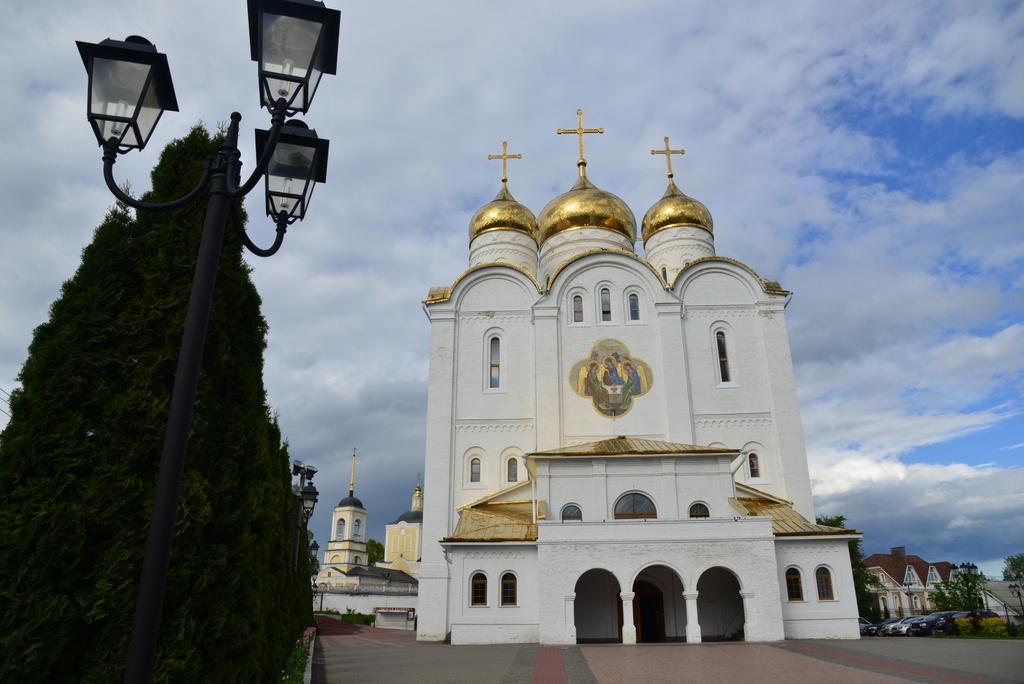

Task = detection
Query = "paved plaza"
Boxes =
[312,616,1024,684]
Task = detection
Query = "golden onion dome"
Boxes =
[641,179,713,242]
[468,184,539,243]
[537,174,637,244]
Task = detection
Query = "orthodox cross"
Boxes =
[487,140,522,185]
[651,136,686,180]
[557,108,604,168]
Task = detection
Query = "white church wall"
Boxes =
[447,544,539,645]
[775,538,860,639]
[318,591,418,616]
[469,231,539,274]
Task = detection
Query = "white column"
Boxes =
[684,591,701,643]
[620,592,637,644]
[740,591,755,640]
[565,593,577,644]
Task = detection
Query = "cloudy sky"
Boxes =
[1,1,1021,575]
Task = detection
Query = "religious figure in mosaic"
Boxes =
[569,339,653,417]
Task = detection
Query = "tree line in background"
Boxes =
[0,127,311,682]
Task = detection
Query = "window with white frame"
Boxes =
[572,295,584,323]
[335,518,345,541]
[488,336,500,388]
[501,573,517,606]
[470,457,481,483]
[816,567,834,600]
[561,504,582,521]
[628,293,640,321]
[748,453,760,478]
[600,288,612,321]
[507,458,518,482]
[471,572,487,606]
[715,330,731,383]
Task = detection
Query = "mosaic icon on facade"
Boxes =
[569,339,653,417]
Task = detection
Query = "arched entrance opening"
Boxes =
[574,569,622,643]
[696,566,745,641]
[631,565,686,642]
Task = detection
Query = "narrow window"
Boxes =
[335,518,345,541]
[600,288,611,321]
[749,454,760,478]
[561,504,582,521]
[572,295,584,323]
[488,337,500,388]
[354,556,361,565]
[614,492,657,520]
[716,330,731,383]
[786,568,803,601]
[353,519,361,540]
[689,502,710,519]
[661,266,668,281]
[501,573,517,606]
[816,568,834,600]
[471,572,488,606]
[507,458,518,482]
[628,293,640,321]
[470,458,481,483]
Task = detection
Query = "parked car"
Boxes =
[891,616,926,636]
[910,611,957,636]
[878,617,912,636]
[858,617,877,636]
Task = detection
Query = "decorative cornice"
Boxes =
[456,420,534,434]
[695,413,773,429]
[424,262,543,305]
[672,256,790,296]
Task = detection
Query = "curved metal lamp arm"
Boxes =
[102,139,212,212]
[227,99,289,198]
[231,203,288,257]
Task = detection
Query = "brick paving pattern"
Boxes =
[310,616,1024,684]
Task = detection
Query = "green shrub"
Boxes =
[341,612,376,626]
[954,617,1009,638]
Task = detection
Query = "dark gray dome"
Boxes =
[389,509,423,525]
[338,495,364,509]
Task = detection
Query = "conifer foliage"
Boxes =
[0,126,312,681]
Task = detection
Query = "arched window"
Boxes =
[628,293,640,321]
[335,518,345,541]
[572,295,584,323]
[661,266,668,281]
[816,567,834,600]
[354,555,361,565]
[501,573,517,606]
[688,502,710,519]
[353,519,361,540]
[614,492,657,519]
[507,458,518,483]
[715,330,731,383]
[561,504,582,522]
[749,453,760,479]
[600,288,612,321]
[471,572,487,606]
[786,568,803,601]
[470,458,481,483]
[488,336,500,388]
[912,594,920,610]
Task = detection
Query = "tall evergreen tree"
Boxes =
[0,126,312,682]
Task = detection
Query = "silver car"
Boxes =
[890,616,924,636]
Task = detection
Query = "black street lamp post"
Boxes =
[1009,582,1024,623]
[76,2,339,682]
[292,461,319,570]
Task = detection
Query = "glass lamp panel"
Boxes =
[261,13,322,107]
[91,58,151,142]
[267,140,315,217]
[133,83,164,148]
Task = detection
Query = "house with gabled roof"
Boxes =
[864,546,953,617]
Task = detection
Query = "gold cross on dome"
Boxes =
[651,136,686,179]
[557,108,604,167]
[487,141,522,185]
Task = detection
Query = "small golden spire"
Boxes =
[650,136,686,180]
[557,108,604,176]
[487,140,523,187]
[348,449,357,496]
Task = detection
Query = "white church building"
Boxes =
[417,112,861,645]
